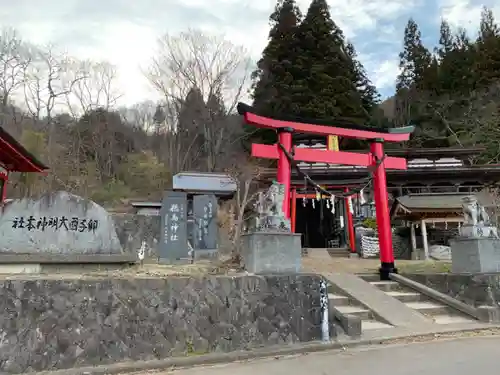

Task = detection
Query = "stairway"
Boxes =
[303,247,349,258]
[328,287,394,331]
[360,274,477,325]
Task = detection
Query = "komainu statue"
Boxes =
[253,182,291,232]
[461,195,490,226]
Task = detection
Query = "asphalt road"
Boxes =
[142,336,500,375]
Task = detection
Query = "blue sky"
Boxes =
[0,0,498,105]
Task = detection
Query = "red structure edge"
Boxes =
[277,129,293,218]
[252,144,407,170]
[0,127,48,202]
[370,141,395,273]
[244,111,412,142]
[241,107,412,279]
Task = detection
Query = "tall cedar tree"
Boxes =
[178,87,206,136]
[395,19,432,143]
[436,22,475,94]
[344,42,381,121]
[476,7,500,87]
[396,19,432,93]
[250,0,302,143]
[290,0,367,122]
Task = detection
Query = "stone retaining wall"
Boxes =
[404,273,500,307]
[0,274,327,374]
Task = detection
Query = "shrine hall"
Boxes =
[260,139,500,254]
[0,127,48,202]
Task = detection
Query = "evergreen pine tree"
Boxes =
[345,42,380,116]
[250,0,302,143]
[395,19,437,146]
[290,0,365,122]
[396,18,432,92]
[437,19,453,58]
[152,103,166,152]
[475,7,500,87]
[251,0,302,116]
[437,25,476,94]
[153,104,165,129]
[177,87,206,136]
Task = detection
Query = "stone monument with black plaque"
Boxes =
[192,194,218,260]
[241,182,302,273]
[159,191,190,264]
[450,195,500,273]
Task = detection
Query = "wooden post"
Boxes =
[410,223,417,252]
[421,219,429,260]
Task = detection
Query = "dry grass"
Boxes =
[0,251,452,281]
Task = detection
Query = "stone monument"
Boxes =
[450,195,500,273]
[0,191,124,255]
[241,182,301,273]
[192,194,218,260]
[159,191,190,264]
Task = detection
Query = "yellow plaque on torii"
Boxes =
[328,135,339,151]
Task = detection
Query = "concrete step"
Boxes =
[328,293,350,306]
[358,274,380,282]
[370,280,400,292]
[334,305,373,320]
[432,314,477,325]
[386,291,421,303]
[326,248,349,258]
[404,301,451,316]
[376,280,478,325]
[362,320,394,330]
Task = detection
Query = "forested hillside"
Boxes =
[2,2,500,206]
[392,7,500,162]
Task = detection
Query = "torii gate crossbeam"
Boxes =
[238,103,415,280]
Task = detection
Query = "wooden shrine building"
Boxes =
[0,127,48,202]
[260,142,500,251]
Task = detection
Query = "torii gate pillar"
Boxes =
[371,139,395,275]
[277,127,293,218]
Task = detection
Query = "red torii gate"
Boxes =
[238,103,415,280]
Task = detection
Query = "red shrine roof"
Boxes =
[0,127,48,173]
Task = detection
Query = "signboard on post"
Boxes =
[159,191,189,263]
[192,194,218,250]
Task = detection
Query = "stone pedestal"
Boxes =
[459,225,498,238]
[450,237,500,273]
[241,231,302,273]
[193,249,218,261]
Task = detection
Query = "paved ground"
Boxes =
[302,250,451,274]
[131,335,500,375]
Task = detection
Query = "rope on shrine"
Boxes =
[277,143,386,198]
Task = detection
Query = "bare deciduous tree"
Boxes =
[64,60,122,116]
[147,29,249,107]
[22,46,86,189]
[119,100,157,133]
[0,28,31,107]
[225,158,268,258]
[146,29,251,172]
[23,46,76,122]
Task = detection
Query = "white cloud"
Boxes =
[357,53,400,97]
[372,60,401,93]
[439,0,500,34]
[0,0,418,106]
